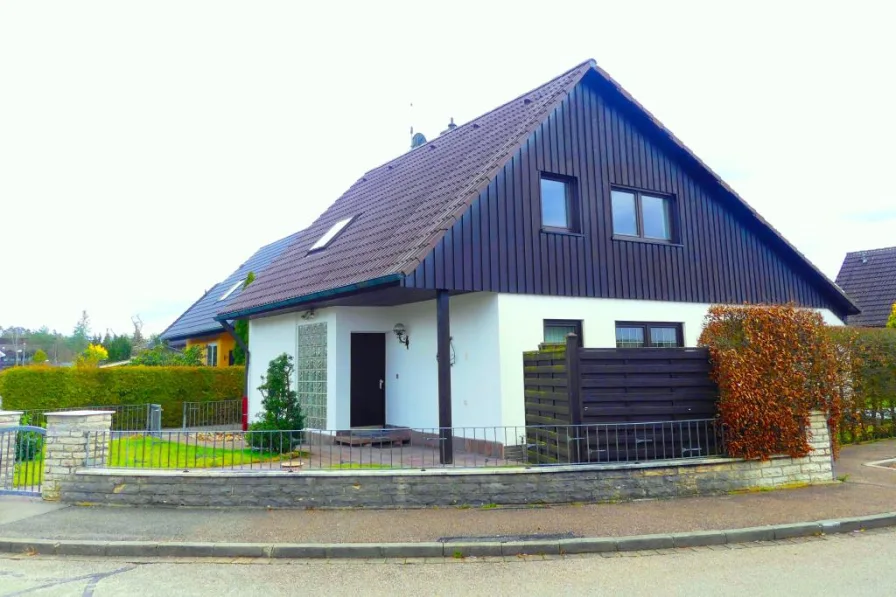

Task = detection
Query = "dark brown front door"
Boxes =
[350,333,386,427]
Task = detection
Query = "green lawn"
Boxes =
[327,463,392,469]
[13,435,304,488]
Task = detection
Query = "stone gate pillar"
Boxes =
[42,411,113,501]
[807,411,835,482]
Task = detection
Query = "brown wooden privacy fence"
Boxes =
[523,334,721,464]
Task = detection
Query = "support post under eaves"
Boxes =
[436,290,453,465]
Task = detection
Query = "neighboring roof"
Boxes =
[220,59,857,320]
[160,232,301,341]
[836,246,896,327]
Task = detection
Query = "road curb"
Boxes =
[1,512,894,560]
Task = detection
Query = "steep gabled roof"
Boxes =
[220,61,593,318]
[161,231,301,341]
[220,59,857,320]
[836,246,896,326]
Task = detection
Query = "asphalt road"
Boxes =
[1,528,893,596]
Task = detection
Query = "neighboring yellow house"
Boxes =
[186,333,237,368]
[159,232,300,366]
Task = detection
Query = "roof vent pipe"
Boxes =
[440,117,457,135]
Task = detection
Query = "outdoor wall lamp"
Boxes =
[393,323,410,349]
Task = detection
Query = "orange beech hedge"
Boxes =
[699,304,843,461]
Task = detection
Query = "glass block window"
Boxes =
[543,319,583,345]
[615,322,683,348]
[296,322,328,429]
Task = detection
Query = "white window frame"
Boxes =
[206,343,219,367]
[308,216,355,252]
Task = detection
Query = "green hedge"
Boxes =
[0,366,244,428]
[829,327,896,444]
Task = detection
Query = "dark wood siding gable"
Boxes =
[404,76,843,317]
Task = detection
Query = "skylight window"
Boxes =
[309,217,354,252]
[218,279,245,302]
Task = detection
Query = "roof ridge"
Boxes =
[846,245,896,256]
[390,61,594,276]
[360,59,596,179]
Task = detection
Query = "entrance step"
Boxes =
[334,428,412,447]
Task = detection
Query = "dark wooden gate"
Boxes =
[523,334,721,464]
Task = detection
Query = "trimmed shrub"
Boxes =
[0,366,243,428]
[699,304,843,460]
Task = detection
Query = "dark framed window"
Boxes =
[611,187,676,242]
[540,173,580,233]
[615,322,683,348]
[543,319,583,345]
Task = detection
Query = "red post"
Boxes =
[242,395,249,431]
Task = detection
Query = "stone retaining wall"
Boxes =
[53,412,835,508]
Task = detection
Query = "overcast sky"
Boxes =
[1,1,894,336]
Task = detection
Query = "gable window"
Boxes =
[206,343,219,367]
[540,174,580,233]
[611,188,675,242]
[543,319,583,345]
[218,279,245,302]
[309,216,355,252]
[615,322,683,348]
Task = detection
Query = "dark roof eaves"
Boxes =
[216,273,403,321]
[162,325,225,343]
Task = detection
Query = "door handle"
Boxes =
[379,379,384,390]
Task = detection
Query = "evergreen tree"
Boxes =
[68,310,91,354]
[246,353,304,453]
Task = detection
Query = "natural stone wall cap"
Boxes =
[45,410,115,416]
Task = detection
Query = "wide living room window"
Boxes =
[615,322,683,348]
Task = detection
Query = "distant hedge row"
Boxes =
[0,366,244,428]
[829,327,896,444]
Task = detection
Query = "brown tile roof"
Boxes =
[220,60,594,318]
[836,246,896,326]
